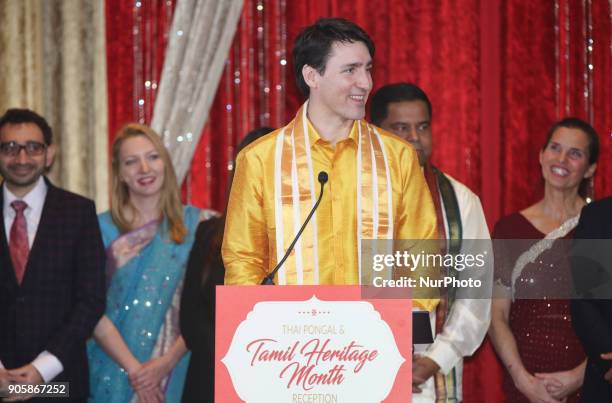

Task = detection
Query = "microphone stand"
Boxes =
[261,171,328,285]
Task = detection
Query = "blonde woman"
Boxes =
[87,124,213,402]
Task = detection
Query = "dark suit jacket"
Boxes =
[571,197,612,402]
[0,178,105,399]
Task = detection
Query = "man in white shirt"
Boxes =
[0,108,105,401]
[371,83,492,402]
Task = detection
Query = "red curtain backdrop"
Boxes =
[186,0,485,213]
[466,1,612,402]
[105,0,611,215]
[187,0,291,209]
[105,0,176,147]
[499,0,612,217]
[188,0,611,217]
[105,2,611,400]
[590,0,612,197]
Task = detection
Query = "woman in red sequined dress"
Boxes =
[489,118,600,403]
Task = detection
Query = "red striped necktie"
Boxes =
[9,200,29,284]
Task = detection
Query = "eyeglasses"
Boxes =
[0,141,47,157]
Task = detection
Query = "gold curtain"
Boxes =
[0,0,108,211]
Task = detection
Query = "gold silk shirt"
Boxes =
[222,118,438,291]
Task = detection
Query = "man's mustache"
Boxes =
[8,163,36,170]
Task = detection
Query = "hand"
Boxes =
[535,368,583,399]
[412,355,440,394]
[601,352,612,382]
[129,356,171,392]
[134,385,164,403]
[515,371,565,403]
[3,364,43,402]
[111,236,149,268]
[0,368,10,396]
[127,362,163,403]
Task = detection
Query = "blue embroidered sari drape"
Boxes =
[88,206,200,403]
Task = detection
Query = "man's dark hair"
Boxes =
[370,83,432,126]
[543,117,600,165]
[292,17,375,97]
[237,126,275,154]
[0,108,53,145]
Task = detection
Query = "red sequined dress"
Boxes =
[493,213,585,403]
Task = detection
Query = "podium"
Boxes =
[216,285,416,402]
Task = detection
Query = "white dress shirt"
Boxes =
[1,177,64,382]
[414,174,493,402]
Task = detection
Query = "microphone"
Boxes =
[261,171,329,285]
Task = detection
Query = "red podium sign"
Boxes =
[216,286,412,402]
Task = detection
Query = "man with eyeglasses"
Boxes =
[0,108,105,402]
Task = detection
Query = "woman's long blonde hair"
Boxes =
[110,123,187,244]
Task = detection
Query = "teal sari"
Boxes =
[88,206,200,403]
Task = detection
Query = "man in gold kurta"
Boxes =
[222,18,438,310]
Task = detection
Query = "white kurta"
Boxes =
[413,174,493,402]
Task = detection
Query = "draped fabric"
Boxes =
[103,1,611,220]
[150,0,243,184]
[0,2,609,398]
[186,0,484,212]
[88,206,201,403]
[186,0,292,208]
[465,2,612,401]
[0,0,43,113]
[589,0,612,196]
[0,0,109,211]
[0,1,608,218]
[0,0,602,401]
[184,0,612,217]
[104,0,243,207]
[197,2,608,402]
[285,0,483,194]
[105,0,176,146]
[499,0,612,216]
